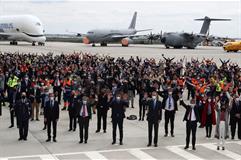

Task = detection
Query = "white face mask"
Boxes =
[190,104,195,108]
[50,97,54,101]
[168,92,172,95]
[152,96,157,100]
[83,101,87,104]
[235,98,239,102]
[116,97,121,100]
[208,99,211,102]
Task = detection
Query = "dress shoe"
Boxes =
[36,119,40,121]
[112,141,116,145]
[147,143,151,147]
[222,147,225,150]
[18,138,23,141]
[142,119,144,121]
[103,130,106,133]
[192,146,196,150]
[217,146,220,150]
[171,134,175,137]
[68,129,72,131]
[120,142,123,145]
[61,107,66,111]
[96,130,100,133]
[53,139,57,142]
[42,127,46,130]
[46,139,51,142]
[31,119,34,121]
[84,141,87,144]
[164,134,168,137]
[9,125,14,128]
[139,118,141,121]
[23,138,27,141]
[73,128,76,132]
[79,140,83,144]
[184,146,189,150]
[154,144,158,147]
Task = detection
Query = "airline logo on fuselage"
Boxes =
[0,23,14,30]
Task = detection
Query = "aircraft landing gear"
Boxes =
[92,43,96,47]
[165,45,170,49]
[10,41,18,45]
[122,44,128,47]
[174,46,183,49]
[32,42,36,46]
[38,42,45,46]
[100,42,107,46]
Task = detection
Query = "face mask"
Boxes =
[190,104,195,108]
[235,98,239,102]
[168,92,172,95]
[208,99,211,102]
[50,97,54,101]
[25,78,28,81]
[83,101,87,104]
[116,97,121,100]
[152,96,157,99]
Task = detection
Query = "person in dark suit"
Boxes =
[144,91,162,147]
[14,92,32,141]
[76,96,92,144]
[108,92,128,145]
[68,91,78,131]
[29,83,41,121]
[20,75,31,97]
[96,90,109,133]
[180,97,200,150]
[159,88,179,137]
[44,93,59,142]
[230,95,241,140]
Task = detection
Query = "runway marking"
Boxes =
[201,143,241,160]
[166,146,204,160]
[85,152,108,160]
[128,149,157,160]
[40,155,59,160]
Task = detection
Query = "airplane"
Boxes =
[80,12,151,47]
[159,16,231,49]
[0,15,46,46]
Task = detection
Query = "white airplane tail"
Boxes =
[128,11,137,29]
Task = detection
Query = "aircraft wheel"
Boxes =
[234,50,238,52]
[32,42,36,46]
[100,43,107,46]
[92,43,95,47]
[10,41,13,45]
[165,45,170,49]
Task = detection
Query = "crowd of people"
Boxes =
[0,51,240,150]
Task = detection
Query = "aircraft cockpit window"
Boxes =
[36,22,41,26]
[87,31,94,34]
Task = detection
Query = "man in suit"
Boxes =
[20,75,31,97]
[53,73,62,105]
[230,95,241,140]
[77,96,92,144]
[29,82,41,121]
[144,91,162,147]
[14,92,32,141]
[180,97,200,150]
[44,93,59,142]
[96,89,109,133]
[160,88,179,137]
[68,91,78,131]
[108,92,128,145]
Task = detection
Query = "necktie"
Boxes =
[83,105,86,117]
[208,104,211,115]
[189,108,192,121]
[153,100,156,109]
[168,97,171,109]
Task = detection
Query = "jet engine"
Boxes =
[121,38,133,47]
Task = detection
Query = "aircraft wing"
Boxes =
[111,34,144,39]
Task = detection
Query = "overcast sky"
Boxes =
[0,0,240,38]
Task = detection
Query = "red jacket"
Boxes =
[201,100,216,126]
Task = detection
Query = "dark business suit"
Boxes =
[108,99,128,143]
[44,100,59,139]
[230,100,241,139]
[68,96,78,131]
[180,100,200,148]
[15,99,32,139]
[160,91,179,135]
[76,102,92,142]
[96,95,109,132]
[145,99,162,145]
[20,80,31,97]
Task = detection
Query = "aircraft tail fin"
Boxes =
[195,16,231,35]
[128,11,137,29]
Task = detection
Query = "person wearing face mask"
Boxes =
[29,82,41,121]
[201,96,216,138]
[20,75,31,97]
[77,96,93,144]
[0,70,5,115]
[159,88,179,137]
[230,94,241,140]
[143,91,162,147]
[180,97,200,150]
[53,73,62,105]
[14,92,32,141]
[107,92,128,145]
[68,90,79,132]
[44,93,59,142]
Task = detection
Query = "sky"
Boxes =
[0,0,240,38]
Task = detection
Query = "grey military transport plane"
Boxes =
[160,16,231,49]
[81,12,151,47]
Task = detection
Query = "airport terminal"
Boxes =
[0,1,241,160]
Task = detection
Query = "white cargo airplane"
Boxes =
[0,15,46,46]
[79,12,151,47]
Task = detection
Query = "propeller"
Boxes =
[147,31,162,44]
